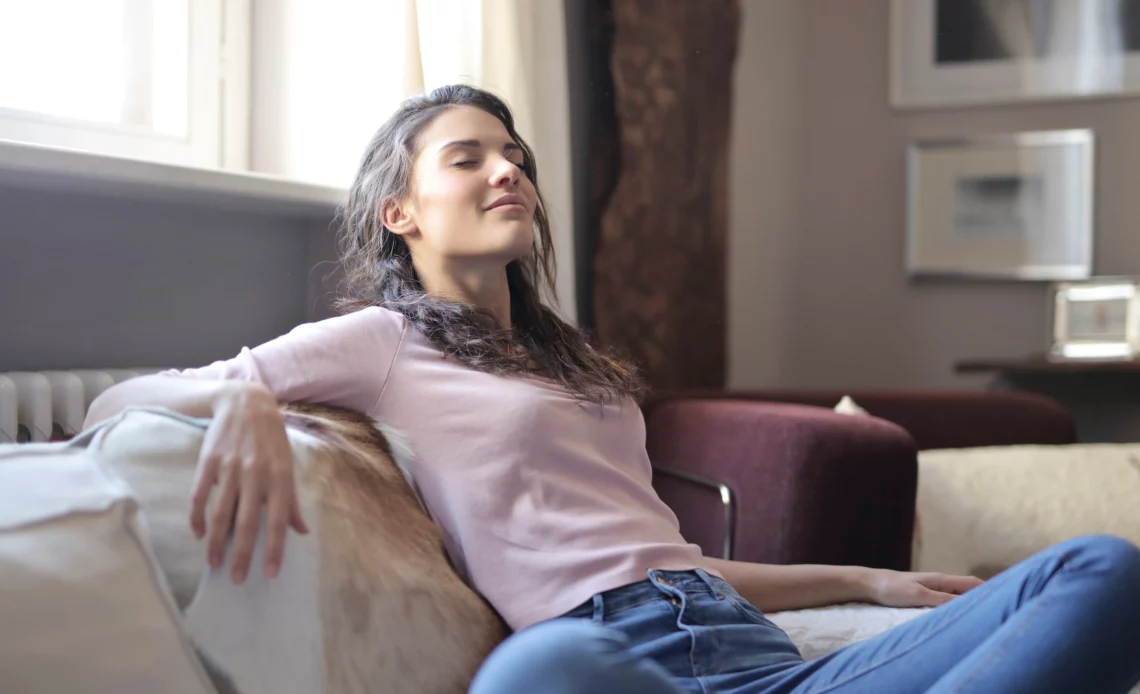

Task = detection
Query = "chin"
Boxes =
[497,223,535,260]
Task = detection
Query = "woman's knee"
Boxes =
[1060,534,1140,575]
[469,619,677,694]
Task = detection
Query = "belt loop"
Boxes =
[694,568,725,599]
[591,593,604,622]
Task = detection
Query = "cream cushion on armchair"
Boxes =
[913,443,1140,578]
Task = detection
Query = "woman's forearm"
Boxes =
[83,374,265,429]
[703,557,874,613]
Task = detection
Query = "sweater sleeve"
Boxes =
[158,306,405,415]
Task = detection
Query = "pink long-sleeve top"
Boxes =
[161,306,714,630]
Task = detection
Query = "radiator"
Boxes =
[0,369,170,444]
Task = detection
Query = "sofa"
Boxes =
[0,387,1098,692]
[643,389,1077,570]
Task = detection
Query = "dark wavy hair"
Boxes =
[335,84,644,404]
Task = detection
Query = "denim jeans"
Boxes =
[469,535,1140,693]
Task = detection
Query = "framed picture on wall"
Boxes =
[906,129,1094,280]
[1048,278,1140,360]
[891,0,1140,108]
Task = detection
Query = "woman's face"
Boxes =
[389,105,537,268]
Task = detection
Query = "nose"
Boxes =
[490,156,521,188]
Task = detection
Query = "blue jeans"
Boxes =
[469,535,1140,693]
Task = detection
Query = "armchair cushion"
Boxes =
[915,443,1140,578]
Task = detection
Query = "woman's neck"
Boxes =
[415,259,513,330]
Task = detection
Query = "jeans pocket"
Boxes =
[725,594,777,628]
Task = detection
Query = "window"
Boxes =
[0,0,235,169]
[0,0,555,192]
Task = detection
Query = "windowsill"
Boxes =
[0,139,347,217]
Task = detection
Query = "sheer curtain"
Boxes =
[250,0,577,321]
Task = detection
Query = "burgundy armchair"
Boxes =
[642,390,1076,572]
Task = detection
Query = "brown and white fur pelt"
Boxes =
[280,403,508,692]
[96,403,507,694]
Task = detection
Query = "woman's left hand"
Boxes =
[864,569,984,608]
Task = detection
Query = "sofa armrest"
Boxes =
[645,399,917,570]
[652,464,737,560]
[651,389,1076,450]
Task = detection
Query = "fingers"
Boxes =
[190,455,220,539]
[942,576,983,594]
[228,465,266,584]
[289,494,310,535]
[262,471,292,580]
[917,586,957,607]
[206,463,241,570]
[922,573,985,595]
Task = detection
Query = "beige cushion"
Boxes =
[0,440,218,694]
[915,443,1140,578]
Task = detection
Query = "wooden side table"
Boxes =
[954,356,1140,443]
[956,356,1140,376]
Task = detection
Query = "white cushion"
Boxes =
[0,440,218,694]
[915,443,1140,578]
[768,603,927,660]
[90,407,325,694]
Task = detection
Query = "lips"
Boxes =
[486,194,528,212]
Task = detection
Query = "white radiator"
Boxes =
[0,369,170,444]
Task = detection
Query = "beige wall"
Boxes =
[727,0,804,388]
[729,0,1140,390]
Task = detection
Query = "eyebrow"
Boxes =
[437,139,521,155]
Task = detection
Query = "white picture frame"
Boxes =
[906,129,1094,280]
[891,0,1140,108]
[1049,278,1140,360]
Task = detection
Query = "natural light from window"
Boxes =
[274,1,409,187]
[0,0,189,138]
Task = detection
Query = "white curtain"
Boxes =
[250,0,577,322]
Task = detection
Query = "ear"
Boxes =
[380,198,417,236]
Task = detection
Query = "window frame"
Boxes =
[0,0,250,171]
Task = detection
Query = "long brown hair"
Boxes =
[335,84,644,404]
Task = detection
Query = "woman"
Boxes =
[86,85,1140,693]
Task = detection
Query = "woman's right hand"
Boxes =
[189,382,309,584]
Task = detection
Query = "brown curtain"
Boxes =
[590,0,740,391]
